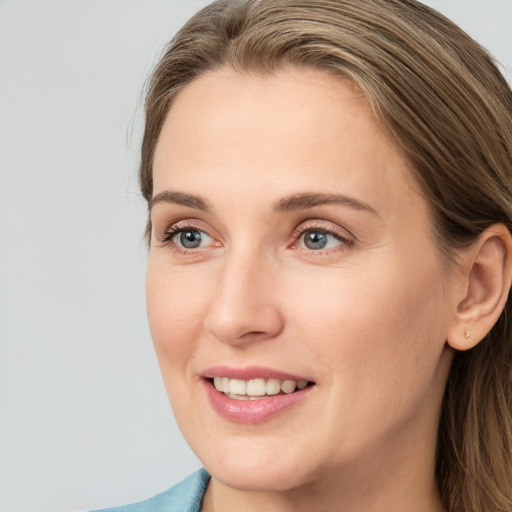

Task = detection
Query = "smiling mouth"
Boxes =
[210,377,315,400]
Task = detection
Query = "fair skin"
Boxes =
[146,67,511,512]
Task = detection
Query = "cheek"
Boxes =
[280,257,451,461]
[284,253,449,402]
[145,263,209,378]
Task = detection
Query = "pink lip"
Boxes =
[201,365,312,382]
[200,366,316,424]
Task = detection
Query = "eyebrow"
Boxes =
[149,190,211,212]
[273,192,381,217]
[149,190,380,218]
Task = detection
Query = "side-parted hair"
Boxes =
[140,1,512,510]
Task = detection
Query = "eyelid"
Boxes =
[154,218,354,256]
[290,220,355,253]
[291,220,354,241]
[156,219,220,254]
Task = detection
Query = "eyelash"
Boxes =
[291,222,354,254]
[158,220,354,256]
[158,221,214,255]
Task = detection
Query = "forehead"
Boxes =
[153,66,420,220]
[156,67,379,159]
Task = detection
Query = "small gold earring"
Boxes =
[464,329,471,339]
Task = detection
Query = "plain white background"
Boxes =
[0,1,511,511]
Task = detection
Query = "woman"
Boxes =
[95,0,512,511]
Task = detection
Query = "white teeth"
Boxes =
[281,380,296,394]
[229,379,247,395]
[246,378,266,396]
[213,377,223,392]
[297,380,308,390]
[212,376,310,397]
[266,378,281,395]
[226,393,266,401]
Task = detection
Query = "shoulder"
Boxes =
[90,469,210,512]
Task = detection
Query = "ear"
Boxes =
[447,224,512,351]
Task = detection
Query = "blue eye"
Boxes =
[298,229,345,251]
[164,227,214,251]
[303,230,328,250]
[178,229,203,249]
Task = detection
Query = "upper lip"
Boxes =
[201,365,314,383]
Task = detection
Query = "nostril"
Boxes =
[203,278,285,345]
[240,331,268,340]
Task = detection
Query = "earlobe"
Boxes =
[447,224,512,351]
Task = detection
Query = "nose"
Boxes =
[203,251,284,345]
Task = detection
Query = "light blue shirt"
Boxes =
[91,469,210,512]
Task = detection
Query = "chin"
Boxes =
[205,457,314,492]
[182,429,317,492]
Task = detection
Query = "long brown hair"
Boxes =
[139,1,512,510]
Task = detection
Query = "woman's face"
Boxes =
[147,67,458,492]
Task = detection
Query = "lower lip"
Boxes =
[202,379,315,424]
